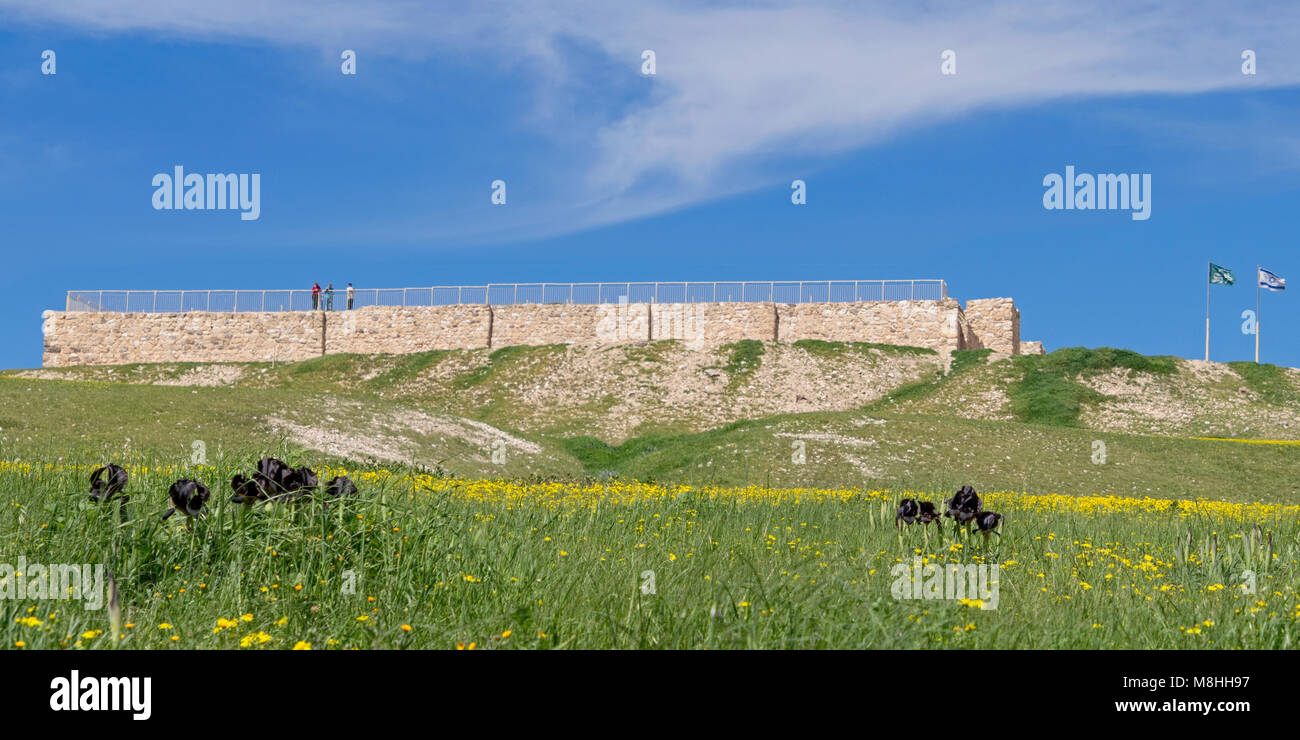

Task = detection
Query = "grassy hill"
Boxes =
[4,343,1300,651]
[4,343,1299,502]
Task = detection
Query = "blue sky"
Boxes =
[1,1,1298,369]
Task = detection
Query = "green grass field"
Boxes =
[3,461,1296,649]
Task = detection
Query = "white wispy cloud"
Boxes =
[4,0,1299,241]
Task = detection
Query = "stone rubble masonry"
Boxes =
[651,302,775,344]
[41,297,1035,367]
[491,303,611,348]
[963,297,1020,355]
[777,298,967,351]
[326,305,491,354]
[1020,340,1047,355]
[41,309,322,366]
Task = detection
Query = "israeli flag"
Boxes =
[1259,267,1286,292]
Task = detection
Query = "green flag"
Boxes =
[1210,263,1235,286]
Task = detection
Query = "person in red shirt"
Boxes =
[311,282,321,310]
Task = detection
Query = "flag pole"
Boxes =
[1255,264,1261,363]
[1205,261,1211,362]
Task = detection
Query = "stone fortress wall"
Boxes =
[41,297,1043,367]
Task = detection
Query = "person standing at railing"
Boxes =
[347,282,355,310]
[312,282,321,310]
[325,283,335,311]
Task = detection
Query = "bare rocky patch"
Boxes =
[155,365,246,387]
[482,342,942,440]
[888,353,1015,421]
[1078,361,1300,439]
[264,395,545,473]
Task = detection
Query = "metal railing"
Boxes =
[64,280,947,313]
